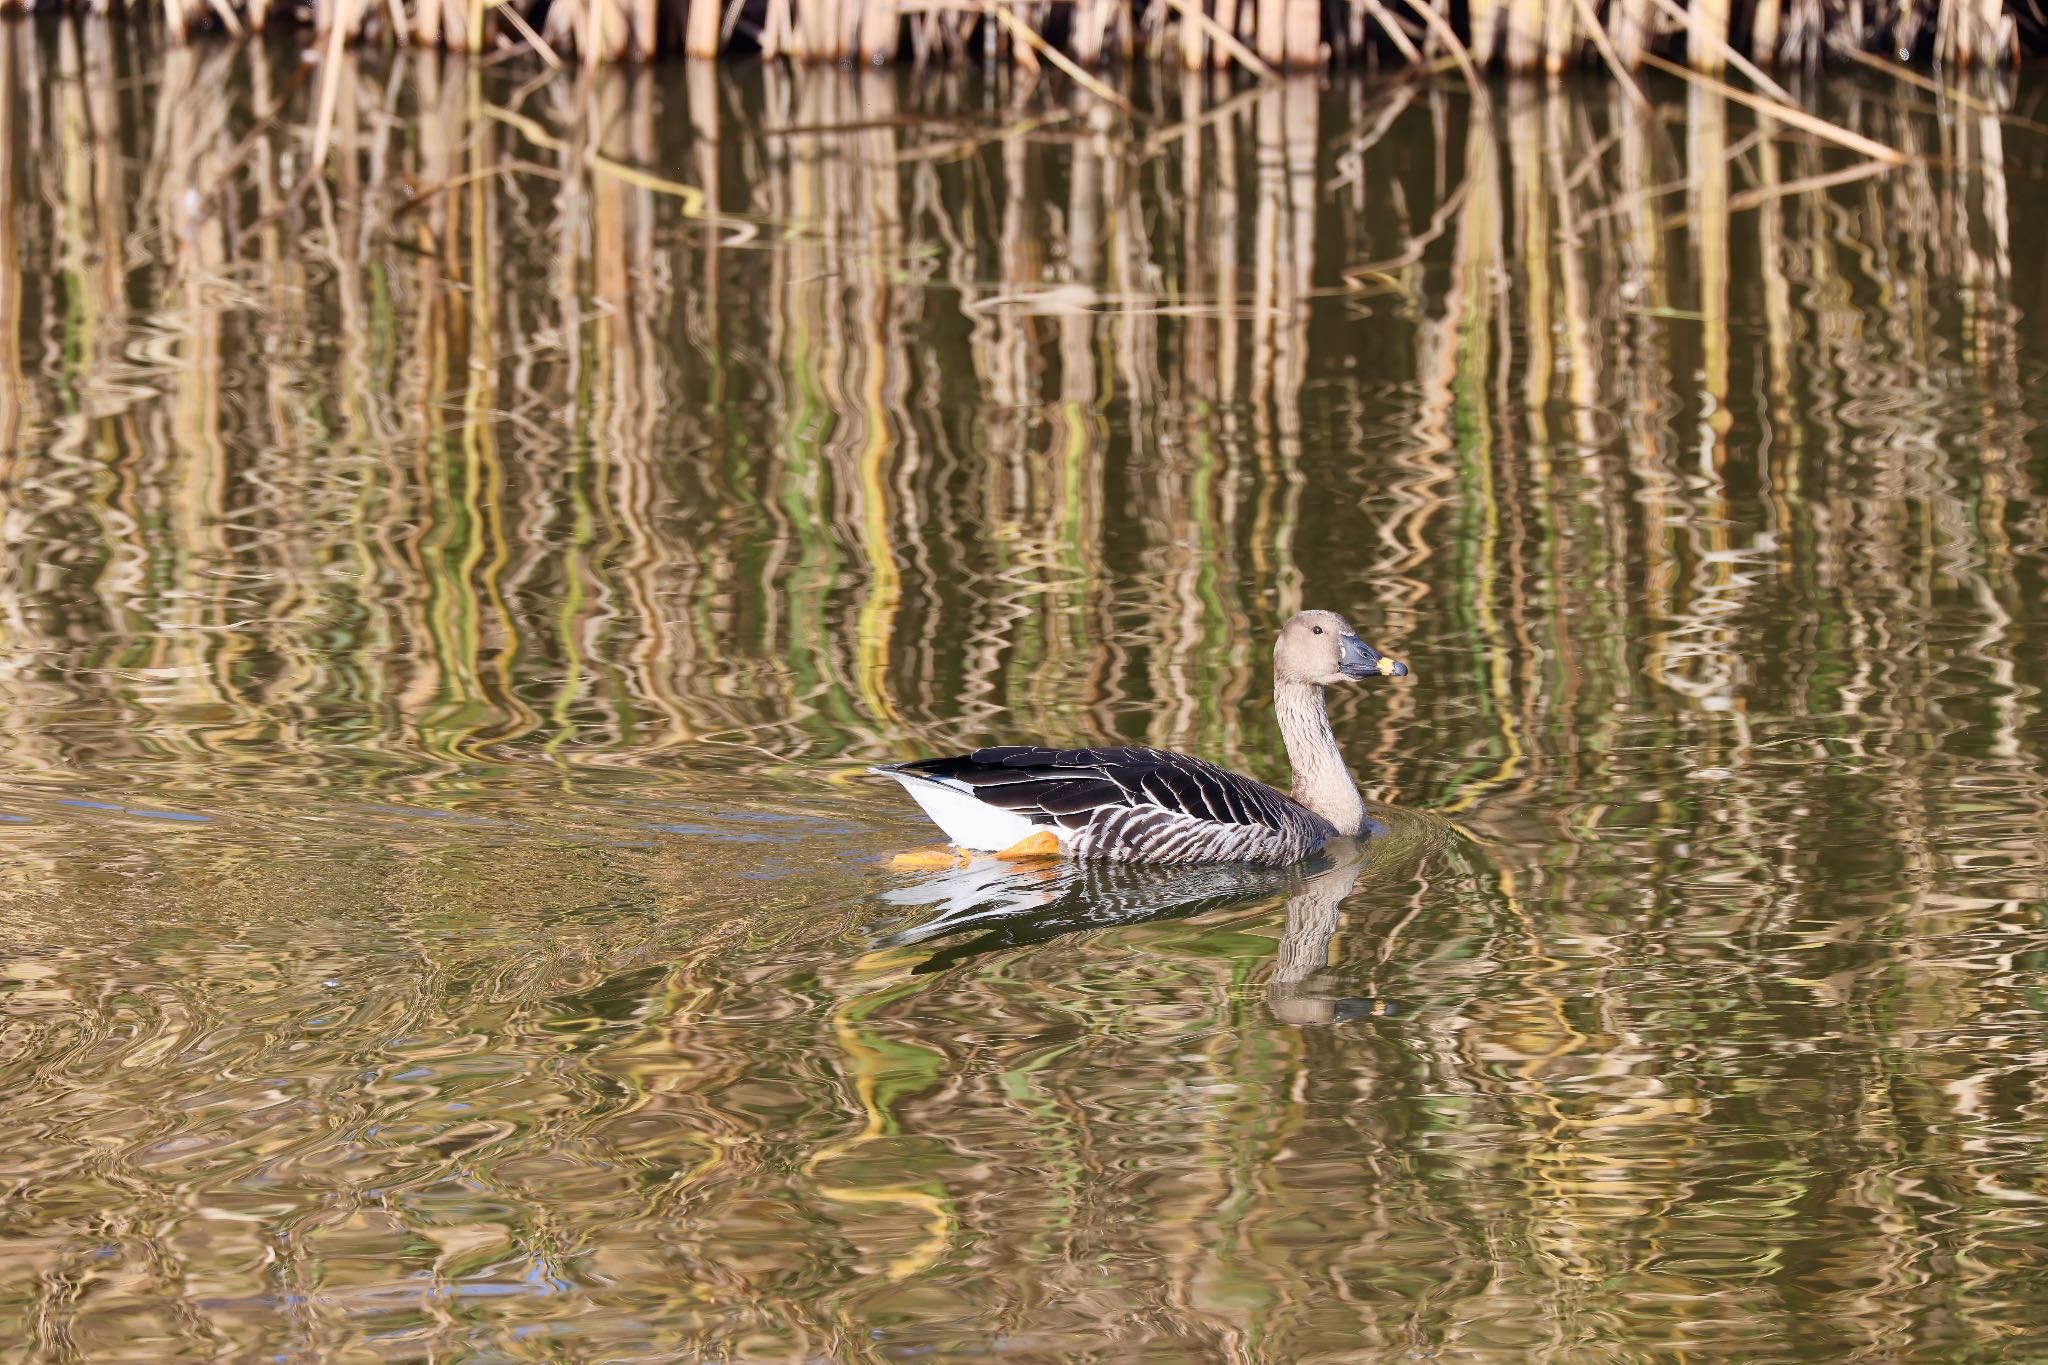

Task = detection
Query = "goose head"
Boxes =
[1275,610,1409,686]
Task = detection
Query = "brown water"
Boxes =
[4,22,2048,1362]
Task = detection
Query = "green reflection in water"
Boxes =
[2,20,2048,1362]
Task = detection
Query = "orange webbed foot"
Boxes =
[994,830,1062,861]
[888,846,972,870]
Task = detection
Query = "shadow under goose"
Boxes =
[874,815,1449,1023]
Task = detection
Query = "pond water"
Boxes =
[5,22,2048,1361]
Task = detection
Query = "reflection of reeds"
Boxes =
[0,42,2033,791]
[4,39,2048,1358]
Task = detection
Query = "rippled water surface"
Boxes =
[5,24,2048,1361]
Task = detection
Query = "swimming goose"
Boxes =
[872,610,1408,865]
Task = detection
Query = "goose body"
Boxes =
[874,611,1408,866]
[875,744,1336,865]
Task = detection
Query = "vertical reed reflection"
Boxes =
[2,36,2047,1363]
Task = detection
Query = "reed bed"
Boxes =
[0,0,2043,69]
[0,32,2039,851]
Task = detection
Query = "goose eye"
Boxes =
[1312,626,1323,635]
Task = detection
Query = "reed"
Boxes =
[0,32,2029,776]
[3,0,2042,68]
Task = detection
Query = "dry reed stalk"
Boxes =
[1638,53,1906,164]
[1359,0,1423,65]
[1971,0,2002,62]
[684,0,721,54]
[1750,0,1780,62]
[1541,0,1569,73]
[1161,0,1277,74]
[1394,0,1480,89]
[1642,0,1802,104]
[859,0,900,59]
[1569,0,1650,107]
[493,0,564,64]
[830,0,858,58]
[1070,0,1108,61]
[307,1,354,179]
[782,0,815,57]
[1504,0,1542,70]
[557,0,587,54]
[985,3,1134,107]
[206,0,248,35]
[612,0,636,59]
[1609,0,1649,65]
[1283,0,1318,62]
[1179,0,1206,65]
[69,0,2048,69]
[1467,0,1500,64]
[1690,0,1730,71]
[439,0,474,48]
[1253,0,1283,64]
[544,0,580,56]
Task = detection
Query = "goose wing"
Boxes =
[882,746,1327,862]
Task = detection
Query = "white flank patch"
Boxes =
[874,769,1061,852]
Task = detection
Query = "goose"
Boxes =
[872,610,1408,865]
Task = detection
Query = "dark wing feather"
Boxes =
[888,745,1297,833]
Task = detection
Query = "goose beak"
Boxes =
[1338,634,1409,680]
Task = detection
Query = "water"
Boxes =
[4,21,2048,1360]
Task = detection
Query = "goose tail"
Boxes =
[870,764,1066,854]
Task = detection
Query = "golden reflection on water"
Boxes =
[3,22,2048,1360]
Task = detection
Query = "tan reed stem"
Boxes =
[1638,53,1908,165]
[1161,0,1277,76]
[984,2,1135,107]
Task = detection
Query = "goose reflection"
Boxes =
[875,838,1409,1024]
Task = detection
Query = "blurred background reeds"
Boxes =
[1,0,2045,70]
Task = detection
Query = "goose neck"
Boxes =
[1275,679,1366,837]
